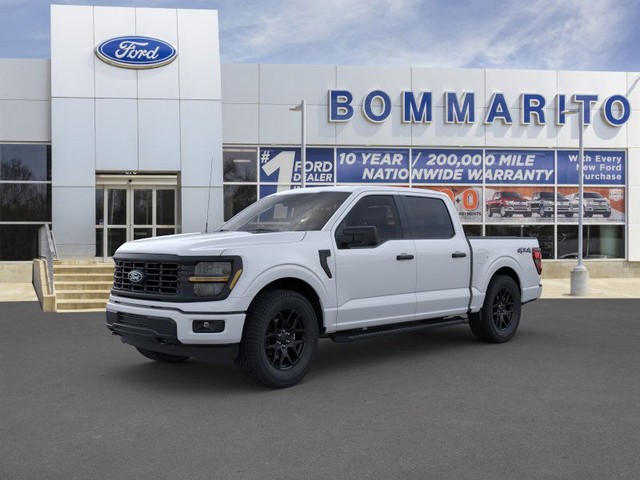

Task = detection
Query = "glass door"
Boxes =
[95,177,177,259]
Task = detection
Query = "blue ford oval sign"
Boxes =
[95,36,177,69]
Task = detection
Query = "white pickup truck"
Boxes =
[106,186,542,388]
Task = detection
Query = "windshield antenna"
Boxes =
[205,156,214,233]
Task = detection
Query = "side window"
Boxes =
[337,195,402,247]
[403,196,455,239]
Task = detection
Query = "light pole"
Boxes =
[562,104,588,295]
[289,100,307,188]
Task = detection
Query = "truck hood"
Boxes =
[115,231,307,257]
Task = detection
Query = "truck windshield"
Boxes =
[220,191,351,233]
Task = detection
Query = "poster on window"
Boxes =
[410,149,483,184]
[336,148,410,183]
[484,150,555,184]
[557,150,625,185]
[485,187,556,223]
[259,147,334,187]
[557,187,625,223]
[415,186,482,223]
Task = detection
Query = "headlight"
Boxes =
[506,200,515,205]
[189,261,242,297]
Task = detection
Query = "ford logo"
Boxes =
[127,270,145,284]
[95,36,177,69]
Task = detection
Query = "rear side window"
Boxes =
[403,196,455,239]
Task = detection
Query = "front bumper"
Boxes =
[107,296,246,345]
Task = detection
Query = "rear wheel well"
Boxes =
[251,278,325,334]
[492,267,521,293]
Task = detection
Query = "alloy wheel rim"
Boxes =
[264,309,307,370]
[491,288,514,331]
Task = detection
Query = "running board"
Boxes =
[330,316,468,343]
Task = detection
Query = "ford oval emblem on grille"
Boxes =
[95,36,177,69]
[128,270,145,283]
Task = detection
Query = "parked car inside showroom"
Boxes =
[530,191,577,218]
[486,191,532,218]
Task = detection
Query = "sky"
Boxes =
[0,0,639,72]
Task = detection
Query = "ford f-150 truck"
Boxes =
[106,186,543,388]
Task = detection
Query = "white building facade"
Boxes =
[0,4,639,270]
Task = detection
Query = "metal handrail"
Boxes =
[38,224,58,294]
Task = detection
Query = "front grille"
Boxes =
[113,260,181,295]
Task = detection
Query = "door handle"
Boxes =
[451,251,467,258]
[396,254,414,260]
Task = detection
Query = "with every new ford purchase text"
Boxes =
[106,187,542,388]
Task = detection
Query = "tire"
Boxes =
[236,290,319,388]
[585,213,592,218]
[523,213,532,218]
[565,213,574,218]
[135,347,189,363]
[603,212,611,218]
[468,275,521,343]
[487,206,493,217]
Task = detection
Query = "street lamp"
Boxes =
[289,100,307,188]
[562,104,588,295]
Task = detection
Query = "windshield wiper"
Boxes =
[244,227,280,233]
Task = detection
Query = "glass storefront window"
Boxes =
[486,224,555,259]
[0,224,41,261]
[156,189,175,225]
[462,225,482,237]
[0,184,51,222]
[0,145,51,181]
[557,225,624,259]
[223,148,257,182]
[223,184,257,221]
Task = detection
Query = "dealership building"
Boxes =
[1,4,639,280]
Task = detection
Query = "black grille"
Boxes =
[113,260,181,295]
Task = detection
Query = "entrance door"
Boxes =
[95,176,177,258]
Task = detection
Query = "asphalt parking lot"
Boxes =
[1,300,639,480]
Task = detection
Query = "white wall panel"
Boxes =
[625,108,640,149]
[628,148,640,186]
[181,186,223,233]
[138,99,180,171]
[557,71,627,111]
[411,107,485,147]
[628,223,640,261]
[337,66,410,107]
[485,69,556,109]
[180,100,223,187]
[222,103,259,145]
[306,105,336,145]
[0,101,51,142]
[260,64,335,105]
[51,98,95,187]
[52,186,95,259]
[485,108,557,148]
[556,108,627,148]
[136,8,180,99]
[51,5,95,98]
[0,59,50,100]
[259,104,302,145]
[95,99,137,170]
[412,67,485,108]
[177,9,221,100]
[336,106,412,146]
[93,7,137,99]
[221,64,259,104]
[625,72,640,106]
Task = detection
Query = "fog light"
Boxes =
[192,320,225,333]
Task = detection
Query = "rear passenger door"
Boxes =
[400,194,470,319]
[333,194,417,330]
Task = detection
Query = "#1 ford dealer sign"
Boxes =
[95,36,177,69]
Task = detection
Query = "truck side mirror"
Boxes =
[337,226,379,248]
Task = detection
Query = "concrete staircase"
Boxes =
[53,261,114,312]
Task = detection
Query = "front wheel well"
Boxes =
[491,267,521,293]
[251,278,325,334]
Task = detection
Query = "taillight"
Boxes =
[532,247,542,276]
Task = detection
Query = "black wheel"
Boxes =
[585,213,592,218]
[468,275,521,343]
[603,212,611,218]
[523,213,532,218]
[236,290,319,388]
[565,213,574,218]
[135,347,189,363]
